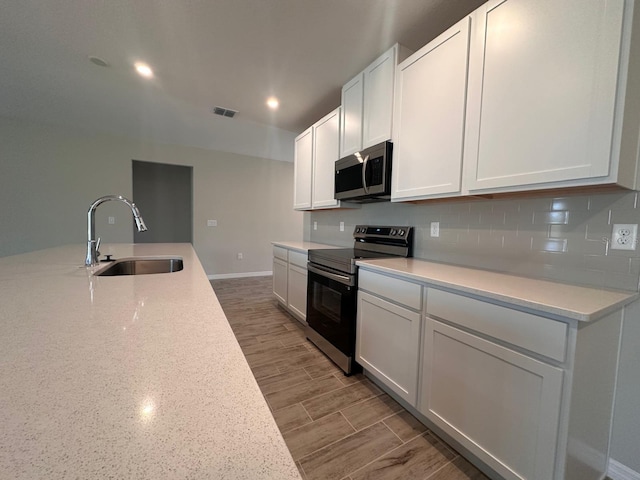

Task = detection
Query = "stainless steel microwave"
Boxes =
[334,141,392,202]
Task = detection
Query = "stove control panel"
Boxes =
[354,225,413,242]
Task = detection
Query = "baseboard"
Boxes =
[207,271,272,280]
[609,459,640,480]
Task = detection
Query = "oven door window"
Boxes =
[307,270,356,355]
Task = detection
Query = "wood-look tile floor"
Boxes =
[212,276,490,480]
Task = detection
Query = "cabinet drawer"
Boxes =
[426,288,567,362]
[288,250,307,269]
[273,246,288,261]
[359,269,422,311]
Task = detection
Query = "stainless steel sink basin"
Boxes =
[95,257,183,276]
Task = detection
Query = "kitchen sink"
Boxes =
[95,257,184,276]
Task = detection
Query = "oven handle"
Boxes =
[307,263,355,287]
[361,154,370,194]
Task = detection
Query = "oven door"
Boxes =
[306,264,357,356]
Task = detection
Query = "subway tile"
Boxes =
[532,237,568,253]
[588,192,631,213]
[518,197,552,212]
[479,210,506,225]
[585,218,613,242]
[533,211,569,225]
[601,271,638,292]
[551,196,589,212]
[630,257,640,276]
[585,254,632,274]
[477,230,504,251]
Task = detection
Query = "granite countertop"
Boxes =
[272,240,342,253]
[0,243,300,479]
[356,257,638,322]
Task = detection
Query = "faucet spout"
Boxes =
[85,195,147,266]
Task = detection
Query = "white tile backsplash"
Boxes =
[309,190,640,291]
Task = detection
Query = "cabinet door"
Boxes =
[420,318,563,480]
[312,108,340,209]
[464,0,624,192]
[362,46,396,149]
[340,73,364,157]
[273,257,288,305]
[356,291,421,405]
[392,18,470,201]
[287,263,308,323]
[293,127,313,210]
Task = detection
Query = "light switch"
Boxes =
[207,220,218,227]
[108,216,115,225]
[339,222,345,232]
[313,221,317,231]
[430,222,440,237]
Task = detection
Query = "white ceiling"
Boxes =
[0,0,486,161]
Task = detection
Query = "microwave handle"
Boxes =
[361,155,370,194]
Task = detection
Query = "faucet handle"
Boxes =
[95,237,101,256]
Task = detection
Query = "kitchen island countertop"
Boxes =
[0,243,300,479]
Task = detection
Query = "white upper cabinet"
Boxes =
[312,108,341,209]
[463,0,629,193]
[340,44,412,157]
[293,127,313,210]
[392,17,471,201]
[362,48,397,149]
[340,75,364,158]
[293,107,341,211]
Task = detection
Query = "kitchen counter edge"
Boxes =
[356,257,638,322]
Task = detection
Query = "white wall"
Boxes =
[0,116,303,275]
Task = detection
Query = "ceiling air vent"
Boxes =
[212,106,238,118]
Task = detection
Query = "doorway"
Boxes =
[132,160,193,243]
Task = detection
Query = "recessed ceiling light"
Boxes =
[88,56,109,67]
[266,97,279,110]
[134,62,154,78]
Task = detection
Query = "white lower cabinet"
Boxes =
[421,317,563,480]
[356,269,623,480]
[286,251,308,322]
[273,246,308,324]
[356,269,423,406]
[272,247,288,305]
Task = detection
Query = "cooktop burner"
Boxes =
[308,225,413,274]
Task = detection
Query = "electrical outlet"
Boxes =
[108,216,115,225]
[430,222,440,237]
[339,222,345,232]
[237,253,243,260]
[207,220,217,227]
[313,221,317,231]
[611,224,638,250]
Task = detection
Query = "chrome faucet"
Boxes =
[85,195,147,266]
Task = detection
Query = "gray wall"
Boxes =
[0,116,303,275]
[132,160,193,244]
[309,193,640,472]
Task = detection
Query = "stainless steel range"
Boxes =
[306,225,414,375]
